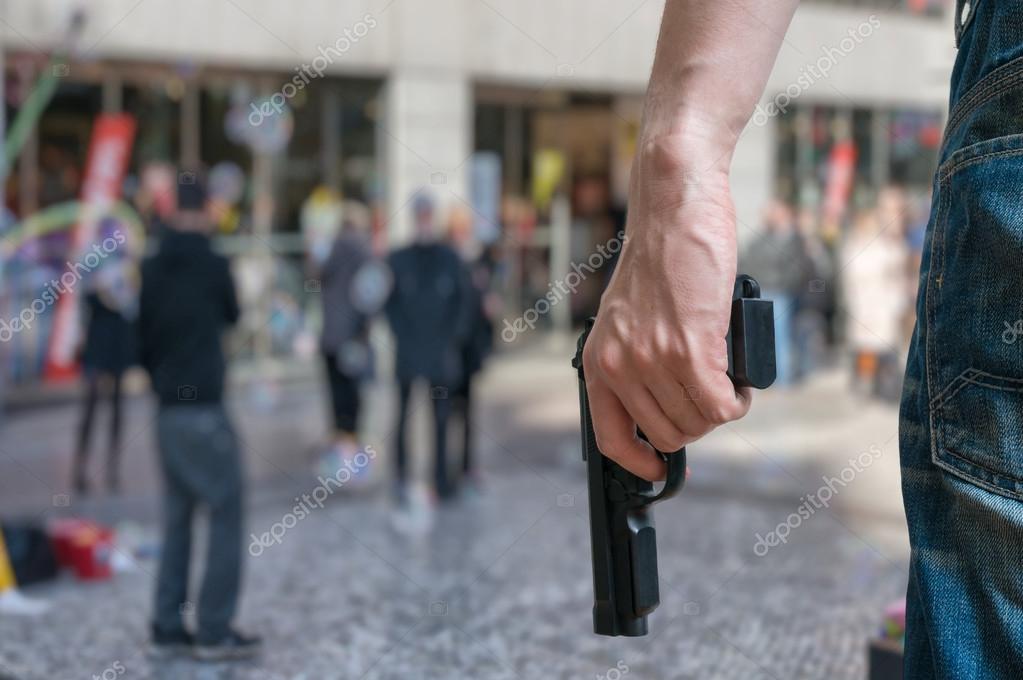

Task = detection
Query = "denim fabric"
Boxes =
[901,0,1023,676]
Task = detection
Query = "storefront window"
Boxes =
[802,0,948,17]
[774,103,941,208]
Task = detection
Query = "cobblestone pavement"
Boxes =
[0,341,909,679]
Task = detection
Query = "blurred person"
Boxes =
[138,171,260,661]
[445,206,497,493]
[71,239,138,495]
[135,163,177,228]
[841,208,907,401]
[792,206,833,381]
[301,185,344,268]
[385,193,472,520]
[583,4,1023,674]
[317,200,378,484]
[739,199,806,386]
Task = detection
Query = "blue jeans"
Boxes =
[901,1,1023,676]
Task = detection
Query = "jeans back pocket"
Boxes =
[931,370,1023,499]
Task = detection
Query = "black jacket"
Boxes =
[385,242,472,384]
[81,292,137,376]
[138,231,239,406]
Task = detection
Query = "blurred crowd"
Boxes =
[35,169,501,658]
[742,185,929,400]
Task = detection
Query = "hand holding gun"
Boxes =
[572,275,776,637]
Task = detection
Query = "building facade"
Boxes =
[3,0,955,239]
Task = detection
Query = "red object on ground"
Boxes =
[48,518,88,568]
[48,519,115,581]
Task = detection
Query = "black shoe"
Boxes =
[193,630,262,662]
[148,627,194,659]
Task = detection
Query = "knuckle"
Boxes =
[594,347,623,378]
[703,398,735,426]
[632,345,657,372]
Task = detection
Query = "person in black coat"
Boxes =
[139,173,259,660]
[317,202,378,480]
[445,208,497,490]
[385,194,473,503]
[72,248,138,494]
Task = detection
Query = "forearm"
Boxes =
[642,0,799,168]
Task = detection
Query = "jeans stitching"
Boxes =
[943,54,1023,146]
[931,369,1023,410]
[929,368,976,409]
[932,454,1023,501]
[931,368,1023,499]
[939,143,1023,182]
[923,183,951,464]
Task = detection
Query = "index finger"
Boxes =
[585,372,668,481]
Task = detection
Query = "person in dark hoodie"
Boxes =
[138,172,260,661]
[316,201,378,484]
[385,193,472,519]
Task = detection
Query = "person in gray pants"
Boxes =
[138,173,260,661]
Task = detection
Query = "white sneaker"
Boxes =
[390,486,435,536]
[0,589,49,616]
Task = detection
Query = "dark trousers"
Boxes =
[451,377,474,475]
[153,403,243,644]
[394,378,453,497]
[322,352,360,435]
[73,371,124,489]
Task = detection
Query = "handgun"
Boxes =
[572,274,776,637]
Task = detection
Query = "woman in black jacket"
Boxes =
[72,256,138,494]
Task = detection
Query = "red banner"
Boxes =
[44,114,136,382]
[823,140,857,226]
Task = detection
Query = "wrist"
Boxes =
[635,130,732,192]
[639,106,739,178]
